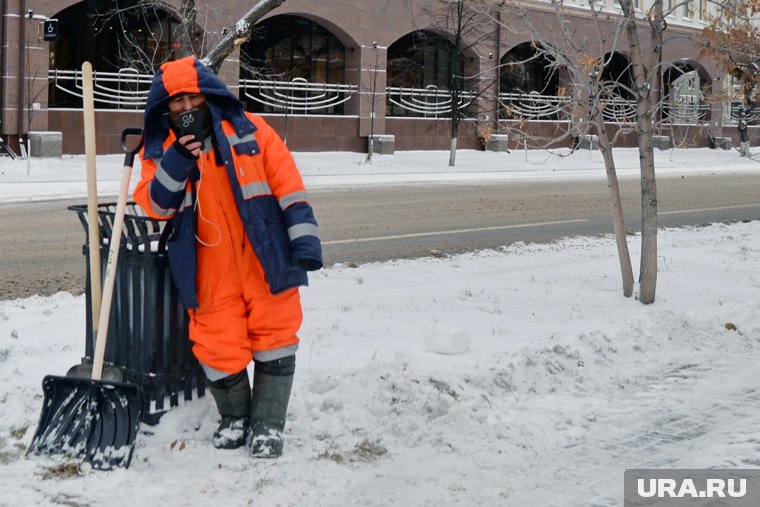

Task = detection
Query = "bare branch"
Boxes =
[201,0,284,73]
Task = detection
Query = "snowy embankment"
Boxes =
[2,220,760,506]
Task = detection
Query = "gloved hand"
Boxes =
[156,135,201,185]
[172,134,202,160]
[294,256,323,271]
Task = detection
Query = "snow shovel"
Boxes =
[66,60,122,382]
[27,128,145,470]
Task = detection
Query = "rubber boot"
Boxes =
[207,369,251,449]
[248,355,295,458]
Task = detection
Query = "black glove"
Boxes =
[172,138,199,160]
[296,257,323,271]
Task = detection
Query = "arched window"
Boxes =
[498,42,562,120]
[601,52,634,100]
[386,30,464,117]
[500,42,559,96]
[240,15,347,114]
[49,0,184,109]
[51,0,183,73]
[594,52,637,123]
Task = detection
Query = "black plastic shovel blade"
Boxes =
[27,375,142,470]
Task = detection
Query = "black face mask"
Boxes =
[166,102,212,140]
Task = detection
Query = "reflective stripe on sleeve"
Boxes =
[240,181,272,199]
[279,190,308,211]
[155,159,188,193]
[178,191,194,212]
[147,182,177,217]
[287,223,319,241]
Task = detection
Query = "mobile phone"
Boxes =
[177,108,205,150]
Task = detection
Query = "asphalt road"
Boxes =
[1,171,759,300]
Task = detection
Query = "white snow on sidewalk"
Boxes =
[1,147,759,202]
[1,221,760,506]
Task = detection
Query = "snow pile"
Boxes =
[1,221,760,505]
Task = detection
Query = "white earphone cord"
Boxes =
[193,155,222,248]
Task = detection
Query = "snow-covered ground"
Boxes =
[1,147,760,506]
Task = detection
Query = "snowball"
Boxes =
[424,327,471,355]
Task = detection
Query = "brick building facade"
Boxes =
[0,0,746,155]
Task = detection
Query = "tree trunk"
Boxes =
[592,109,634,297]
[448,0,464,168]
[449,137,458,166]
[201,0,284,73]
[619,0,662,304]
[639,153,658,304]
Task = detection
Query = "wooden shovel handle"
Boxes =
[82,62,102,336]
[91,130,144,381]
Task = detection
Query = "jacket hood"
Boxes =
[142,56,252,159]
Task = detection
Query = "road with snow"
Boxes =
[1,172,760,300]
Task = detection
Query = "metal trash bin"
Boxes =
[69,202,205,424]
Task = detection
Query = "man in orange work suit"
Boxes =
[134,56,322,457]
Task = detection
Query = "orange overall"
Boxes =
[135,128,302,375]
[133,58,320,377]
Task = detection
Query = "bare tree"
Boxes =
[202,0,284,72]
[409,0,501,166]
[589,57,636,299]
[618,0,665,304]
[446,0,467,166]
[367,41,382,163]
[92,0,283,73]
[91,1,195,73]
[483,1,636,298]
[24,48,50,164]
[480,0,679,302]
[176,0,199,56]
